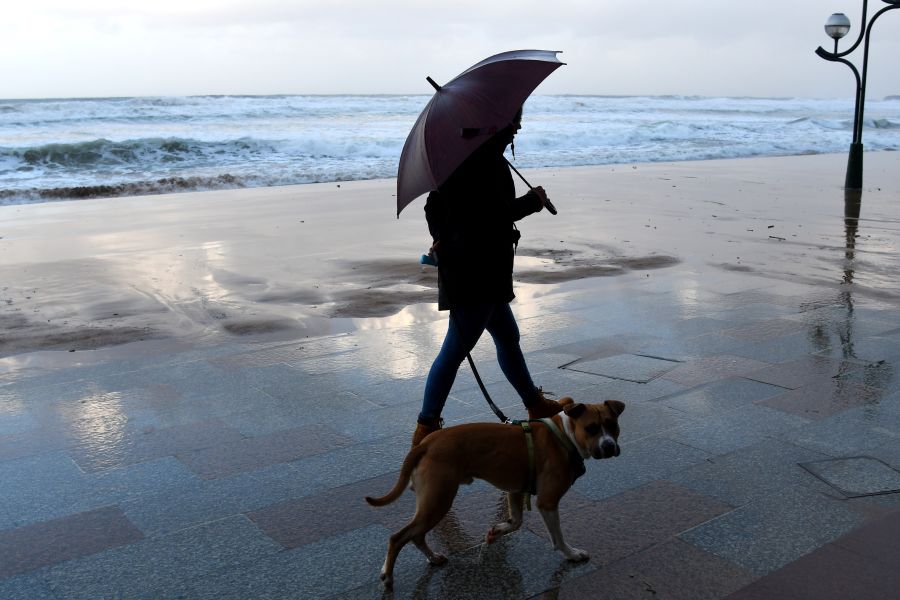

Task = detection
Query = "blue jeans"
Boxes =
[419,302,537,423]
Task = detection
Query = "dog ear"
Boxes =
[605,399,625,417]
[564,402,586,419]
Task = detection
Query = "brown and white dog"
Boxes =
[365,397,625,589]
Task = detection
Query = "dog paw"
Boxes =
[564,547,590,562]
[486,524,510,544]
[428,553,448,566]
[380,572,394,590]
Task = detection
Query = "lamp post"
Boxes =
[815,0,900,192]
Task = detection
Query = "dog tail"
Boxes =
[365,444,427,507]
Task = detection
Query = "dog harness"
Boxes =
[515,418,587,510]
[540,418,587,482]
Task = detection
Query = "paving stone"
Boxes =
[664,403,809,455]
[659,354,772,387]
[840,358,900,394]
[728,544,900,600]
[799,456,900,497]
[669,316,735,337]
[659,377,787,416]
[207,337,360,370]
[67,419,245,472]
[0,409,36,437]
[635,332,748,362]
[708,302,799,325]
[336,526,597,600]
[3,456,199,530]
[172,524,419,600]
[287,433,411,491]
[869,431,900,470]
[0,426,70,462]
[576,436,713,501]
[0,571,57,600]
[759,379,885,421]
[38,515,282,600]
[744,355,865,390]
[721,318,808,342]
[247,476,390,549]
[554,538,755,600]
[611,400,697,444]
[0,506,143,579]
[667,439,834,507]
[564,353,682,384]
[729,330,830,364]
[679,485,865,576]
[533,335,634,364]
[778,397,900,457]
[118,463,320,537]
[526,480,733,568]
[176,424,353,479]
[815,335,900,365]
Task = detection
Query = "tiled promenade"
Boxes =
[2,261,900,599]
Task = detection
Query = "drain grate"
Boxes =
[799,456,900,498]
[562,353,681,384]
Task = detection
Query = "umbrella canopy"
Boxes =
[396,49,564,216]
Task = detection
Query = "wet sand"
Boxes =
[1,152,898,358]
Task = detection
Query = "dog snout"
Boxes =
[594,438,619,459]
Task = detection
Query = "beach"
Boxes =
[2,152,898,362]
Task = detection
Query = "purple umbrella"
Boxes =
[396,49,565,216]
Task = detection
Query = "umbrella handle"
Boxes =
[505,158,557,215]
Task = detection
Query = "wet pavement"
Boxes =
[3,161,900,598]
[3,264,900,599]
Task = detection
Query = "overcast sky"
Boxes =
[3,0,900,100]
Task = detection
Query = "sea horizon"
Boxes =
[6,92,900,102]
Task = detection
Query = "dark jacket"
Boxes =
[425,132,543,310]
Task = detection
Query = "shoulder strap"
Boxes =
[516,421,537,497]
[538,418,577,455]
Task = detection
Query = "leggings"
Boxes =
[419,302,537,422]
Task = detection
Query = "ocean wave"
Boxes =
[871,118,900,129]
[1,137,281,170]
[0,174,247,204]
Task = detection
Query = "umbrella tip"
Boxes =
[426,76,441,92]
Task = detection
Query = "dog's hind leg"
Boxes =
[486,492,524,543]
[410,480,455,566]
[381,522,416,589]
[412,534,448,567]
[380,477,457,588]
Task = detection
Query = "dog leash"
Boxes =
[455,315,511,424]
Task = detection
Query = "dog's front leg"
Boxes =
[486,492,524,543]
[538,506,589,562]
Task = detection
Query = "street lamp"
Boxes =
[815,0,900,192]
